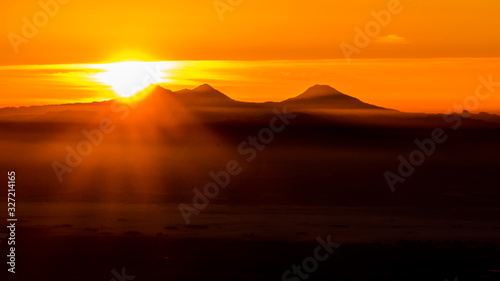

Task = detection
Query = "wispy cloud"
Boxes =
[374,34,409,44]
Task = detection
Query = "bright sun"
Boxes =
[94,61,173,97]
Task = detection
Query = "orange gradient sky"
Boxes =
[0,0,499,112]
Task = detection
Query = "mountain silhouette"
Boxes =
[2,84,500,129]
[282,85,386,110]
[291,85,344,99]
[140,84,388,110]
[172,84,238,106]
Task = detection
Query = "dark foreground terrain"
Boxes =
[2,85,500,280]
[13,229,500,281]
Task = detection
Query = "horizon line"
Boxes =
[0,83,497,117]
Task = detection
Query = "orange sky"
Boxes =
[0,0,499,112]
[1,0,500,64]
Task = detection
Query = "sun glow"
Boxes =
[93,61,175,97]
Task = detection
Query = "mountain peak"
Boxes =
[282,84,385,110]
[171,84,236,106]
[194,84,217,92]
[297,85,343,99]
[175,84,229,99]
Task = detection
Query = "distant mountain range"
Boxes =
[148,84,241,107]
[141,84,386,110]
[0,84,499,128]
